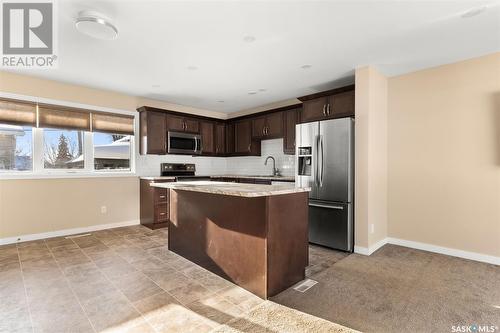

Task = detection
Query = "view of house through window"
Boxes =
[0,124,32,171]
[93,132,131,170]
[43,129,85,169]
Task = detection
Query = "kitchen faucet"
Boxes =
[264,156,280,176]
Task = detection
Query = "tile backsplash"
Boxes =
[225,139,295,177]
[136,138,295,177]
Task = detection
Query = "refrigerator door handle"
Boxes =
[309,202,344,210]
[315,135,320,187]
[320,135,324,187]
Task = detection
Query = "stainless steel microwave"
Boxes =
[167,131,202,155]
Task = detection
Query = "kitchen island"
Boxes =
[151,181,310,299]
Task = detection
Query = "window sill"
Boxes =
[0,172,137,180]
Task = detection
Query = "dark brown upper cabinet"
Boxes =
[200,121,215,155]
[283,108,299,155]
[299,85,355,123]
[329,90,355,118]
[166,114,200,133]
[251,112,283,139]
[300,97,330,123]
[139,110,166,155]
[138,85,354,157]
[215,122,226,156]
[225,122,235,155]
[235,119,261,156]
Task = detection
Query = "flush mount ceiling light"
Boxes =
[217,100,225,103]
[461,6,487,18]
[248,91,257,95]
[301,64,312,69]
[75,11,118,40]
[186,66,198,71]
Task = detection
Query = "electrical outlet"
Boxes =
[101,206,107,214]
[370,224,375,234]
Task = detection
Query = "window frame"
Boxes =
[0,92,136,179]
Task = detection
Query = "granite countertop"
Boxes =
[150,181,309,197]
[210,175,295,182]
[139,176,176,180]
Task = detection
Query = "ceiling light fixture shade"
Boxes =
[75,11,118,40]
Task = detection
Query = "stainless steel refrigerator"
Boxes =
[295,118,354,252]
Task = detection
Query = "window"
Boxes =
[93,132,131,170]
[0,125,32,171]
[92,112,134,171]
[0,97,135,177]
[43,128,85,169]
[0,98,36,172]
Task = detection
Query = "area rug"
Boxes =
[211,301,360,333]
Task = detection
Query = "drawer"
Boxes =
[155,204,168,222]
[154,188,168,204]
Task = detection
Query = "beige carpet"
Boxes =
[272,244,500,333]
[212,301,360,333]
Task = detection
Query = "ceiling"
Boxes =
[11,0,500,113]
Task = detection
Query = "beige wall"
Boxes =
[387,52,500,257]
[0,71,226,240]
[0,178,139,238]
[355,66,388,249]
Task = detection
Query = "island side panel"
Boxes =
[266,192,309,297]
[169,189,268,298]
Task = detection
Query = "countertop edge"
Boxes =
[150,182,310,198]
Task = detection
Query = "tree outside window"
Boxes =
[44,129,84,169]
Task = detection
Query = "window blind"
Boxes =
[38,104,91,131]
[0,98,37,126]
[92,113,134,135]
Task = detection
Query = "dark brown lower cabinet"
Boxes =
[140,179,173,230]
[169,190,309,299]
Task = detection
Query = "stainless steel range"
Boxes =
[160,163,211,182]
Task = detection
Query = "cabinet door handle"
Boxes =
[248,143,251,152]
[159,195,166,199]
[159,212,166,216]
[327,104,331,115]
[323,105,326,116]
[262,127,265,135]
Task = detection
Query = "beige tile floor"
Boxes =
[0,225,347,333]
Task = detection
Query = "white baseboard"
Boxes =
[387,237,500,266]
[0,220,140,246]
[353,245,370,255]
[354,237,388,256]
[355,237,499,266]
